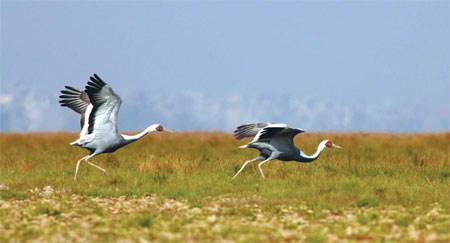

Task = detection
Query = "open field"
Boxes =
[0,132,449,242]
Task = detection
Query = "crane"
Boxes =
[232,123,342,179]
[59,74,172,180]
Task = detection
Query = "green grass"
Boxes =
[0,132,449,241]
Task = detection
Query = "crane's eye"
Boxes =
[326,141,332,147]
[156,125,163,131]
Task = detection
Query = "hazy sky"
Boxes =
[1,1,449,132]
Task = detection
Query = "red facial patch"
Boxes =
[156,125,163,131]
[326,141,332,147]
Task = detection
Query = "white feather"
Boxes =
[251,123,287,142]
[80,104,93,137]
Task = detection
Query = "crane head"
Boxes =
[325,140,343,149]
[154,124,174,133]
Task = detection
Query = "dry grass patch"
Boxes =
[0,132,449,241]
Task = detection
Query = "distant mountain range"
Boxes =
[0,85,448,132]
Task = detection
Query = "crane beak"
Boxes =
[163,128,174,133]
[332,144,343,149]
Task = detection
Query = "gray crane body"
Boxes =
[73,133,127,154]
[245,140,317,163]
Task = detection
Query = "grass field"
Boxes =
[0,132,449,242]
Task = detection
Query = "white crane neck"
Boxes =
[298,140,328,163]
[121,125,157,144]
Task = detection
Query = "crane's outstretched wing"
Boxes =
[59,86,91,129]
[235,123,304,142]
[253,123,289,141]
[85,74,122,135]
[234,123,269,140]
[275,127,305,139]
[255,125,304,148]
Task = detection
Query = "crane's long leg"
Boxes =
[74,154,92,181]
[84,160,107,175]
[74,154,107,181]
[257,154,278,178]
[232,156,264,179]
[233,159,257,180]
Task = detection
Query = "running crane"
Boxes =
[232,123,342,179]
[59,74,172,180]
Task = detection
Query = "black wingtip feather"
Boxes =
[87,80,101,88]
[88,74,106,86]
[59,95,79,99]
[65,86,81,92]
[233,123,271,140]
[93,74,106,85]
[59,85,90,115]
[61,90,79,95]
[86,74,107,93]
